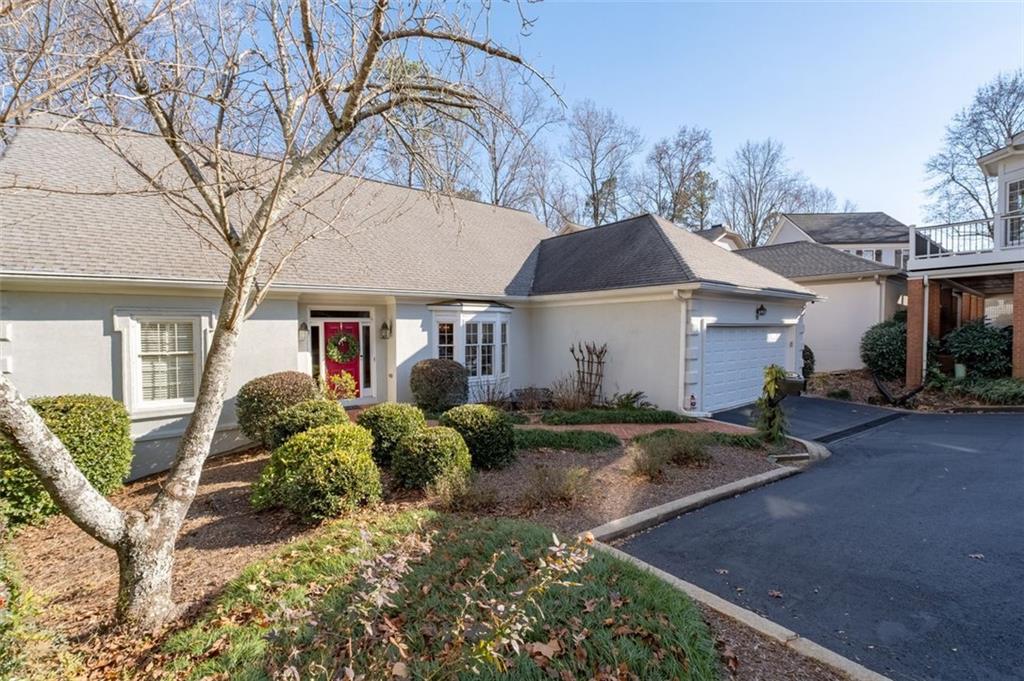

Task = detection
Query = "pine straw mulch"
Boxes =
[806,369,995,412]
[9,434,841,680]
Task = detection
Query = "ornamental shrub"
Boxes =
[802,345,816,379]
[392,426,471,489]
[632,429,712,467]
[754,364,788,444]
[0,395,132,526]
[251,423,380,520]
[356,403,426,466]
[266,399,348,450]
[237,371,319,446]
[409,359,469,413]
[860,320,907,380]
[439,404,515,469]
[942,321,1012,378]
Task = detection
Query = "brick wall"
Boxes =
[906,279,925,387]
[1014,273,1024,379]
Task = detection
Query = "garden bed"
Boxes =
[808,369,1024,411]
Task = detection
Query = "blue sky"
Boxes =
[489,1,1024,225]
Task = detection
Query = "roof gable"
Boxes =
[779,212,908,245]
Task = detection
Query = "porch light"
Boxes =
[379,321,392,340]
[755,304,767,319]
[298,322,309,343]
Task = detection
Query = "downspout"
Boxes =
[921,275,930,383]
[875,274,884,322]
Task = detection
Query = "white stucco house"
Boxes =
[0,117,815,478]
[768,212,911,269]
[739,242,905,372]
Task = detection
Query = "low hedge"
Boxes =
[251,423,380,521]
[541,409,691,426]
[632,429,713,467]
[513,428,621,453]
[946,377,1024,405]
[356,403,426,466]
[237,371,319,446]
[266,399,348,450]
[409,359,469,413]
[439,404,515,469]
[392,426,471,489]
[0,395,132,525]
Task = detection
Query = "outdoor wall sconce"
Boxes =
[298,322,309,343]
[755,304,767,319]
[380,321,392,340]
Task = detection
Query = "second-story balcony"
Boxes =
[909,214,1024,271]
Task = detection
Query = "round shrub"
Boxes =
[0,395,132,525]
[942,321,1012,378]
[266,399,348,450]
[356,403,426,466]
[237,371,319,446]
[439,404,515,469]
[251,423,380,520]
[409,359,469,413]
[860,320,907,380]
[392,426,470,489]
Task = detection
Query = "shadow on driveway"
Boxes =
[714,395,900,442]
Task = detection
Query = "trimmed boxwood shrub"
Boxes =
[942,321,1012,378]
[860,320,907,380]
[266,399,348,450]
[356,403,426,466]
[0,395,132,526]
[237,371,319,446]
[409,359,469,413]
[251,423,380,520]
[392,426,470,489]
[439,404,515,469]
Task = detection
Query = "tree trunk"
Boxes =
[115,511,178,628]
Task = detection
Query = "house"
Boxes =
[694,225,748,251]
[738,242,905,372]
[905,136,1024,385]
[0,117,814,478]
[768,212,911,269]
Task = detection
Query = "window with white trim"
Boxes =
[437,321,455,361]
[139,320,197,401]
[464,322,480,376]
[500,321,508,375]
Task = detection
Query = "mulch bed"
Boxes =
[10,427,833,680]
[807,369,996,412]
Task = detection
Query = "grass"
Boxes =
[161,511,719,680]
[513,428,621,452]
[541,408,694,426]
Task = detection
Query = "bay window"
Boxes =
[430,304,512,389]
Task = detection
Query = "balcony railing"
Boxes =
[910,215,1024,269]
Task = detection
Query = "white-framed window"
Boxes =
[437,321,455,361]
[500,321,508,376]
[855,248,881,262]
[430,306,511,385]
[898,248,910,269]
[465,321,480,376]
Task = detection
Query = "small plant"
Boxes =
[946,376,1024,405]
[251,423,381,521]
[355,402,426,466]
[629,442,671,481]
[549,372,587,411]
[942,321,1012,378]
[326,370,358,400]
[428,469,498,512]
[237,371,319,446]
[706,432,766,450]
[827,388,853,401]
[409,358,469,413]
[392,426,471,489]
[632,429,712,467]
[439,404,516,469]
[510,386,552,411]
[542,408,690,425]
[609,390,654,410]
[265,399,348,450]
[802,345,816,379]
[0,394,133,526]
[514,428,621,453]
[754,364,788,444]
[470,380,510,408]
[520,465,590,509]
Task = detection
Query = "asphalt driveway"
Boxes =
[714,395,900,442]
[621,412,1024,680]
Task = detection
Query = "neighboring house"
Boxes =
[694,225,748,251]
[0,117,815,478]
[739,242,905,372]
[768,212,911,269]
[905,137,1024,385]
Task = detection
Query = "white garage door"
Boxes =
[703,326,790,412]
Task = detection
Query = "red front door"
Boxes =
[323,321,361,399]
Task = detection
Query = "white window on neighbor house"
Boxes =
[898,248,910,269]
[855,249,882,262]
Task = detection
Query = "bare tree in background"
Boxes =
[562,99,642,226]
[793,184,838,213]
[525,144,578,231]
[716,138,804,246]
[0,0,539,629]
[685,169,717,230]
[628,125,712,225]
[926,70,1024,222]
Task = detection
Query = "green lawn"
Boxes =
[513,428,621,452]
[162,511,719,680]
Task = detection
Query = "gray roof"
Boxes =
[781,212,908,244]
[530,214,812,296]
[695,225,728,241]
[737,241,900,280]
[0,115,550,297]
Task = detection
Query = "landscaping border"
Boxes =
[594,542,893,681]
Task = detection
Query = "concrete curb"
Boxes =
[594,542,893,681]
[588,466,801,543]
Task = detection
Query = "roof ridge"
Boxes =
[540,212,668,243]
[648,215,696,281]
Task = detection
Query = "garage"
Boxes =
[703,325,791,412]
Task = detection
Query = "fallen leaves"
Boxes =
[768,590,784,599]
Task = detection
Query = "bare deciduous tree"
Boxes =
[926,70,1024,222]
[524,144,578,231]
[0,0,538,630]
[562,99,642,226]
[716,138,804,246]
[628,125,712,225]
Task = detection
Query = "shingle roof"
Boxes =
[737,241,900,280]
[530,214,812,296]
[695,225,728,241]
[0,115,550,297]
[781,212,908,244]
